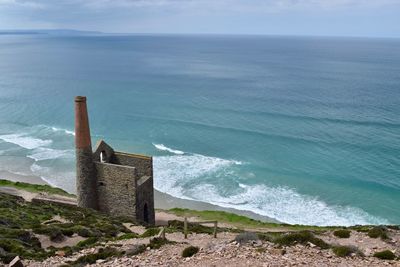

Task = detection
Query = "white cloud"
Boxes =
[0,0,44,8]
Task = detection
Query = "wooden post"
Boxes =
[184,217,188,239]
[213,221,217,238]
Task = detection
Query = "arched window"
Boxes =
[100,151,106,163]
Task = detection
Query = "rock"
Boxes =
[270,248,286,256]
[307,242,316,248]
[125,244,146,256]
[252,240,263,247]
[8,256,23,267]
[55,251,65,257]
[96,259,106,263]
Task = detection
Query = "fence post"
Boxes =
[184,217,188,239]
[161,227,166,240]
[213,221,217,238]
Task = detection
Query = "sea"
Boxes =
[0,34,399,226]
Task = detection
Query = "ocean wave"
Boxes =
[27,147,74,161]
[153,143,185,155]
[50,126,75,136]
[30,163,75,193]
[0,133,52,149]
[153,153,388,226]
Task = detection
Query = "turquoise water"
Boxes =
[0,34,399,226]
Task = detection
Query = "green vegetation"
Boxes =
[167,208,331,231]
[182,246,199,258]
[167,219,226,235]
[0,192,133,263]
[69,247,123,266]
[0,179,73,197]
[141,227,161,237]
[273,231,330,249]
[332,246,352,257]
[148,237,171,249]
[116,233,139,240]
[368,226,389,240]
[333,229,351,238]
[373,250,396,260]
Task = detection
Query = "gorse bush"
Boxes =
[274,231,330,249]
[368,227,389,240]
[332,246,359,257]
[373,250,396,260]
[333,229,351,238]
[72,247,123,265]
[182,246,199,258]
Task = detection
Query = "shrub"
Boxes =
[368,227,389,240]
[49,229,65,243]
[73,247,123,265]
[234,232,259,244]
[148,237,170,249]
[274,231,330,249]
[332,246,355,257]
[141,228,161,238]
[333,229,351,238]
[77,228,92,238]
[116,233,139,240]
[182,246,199,258]
[373,250,396,260]
[61,228,74,237]
[75,237,98,249]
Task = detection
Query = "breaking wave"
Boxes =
[153,143,185,155]
[0,133,52,150]
[153,147,389,226]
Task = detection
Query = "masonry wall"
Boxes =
[94,162,137,218]
[112,153,152,178]
[112,152,155,225]
[136,176,155,225]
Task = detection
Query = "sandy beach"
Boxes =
[0,170,278,223]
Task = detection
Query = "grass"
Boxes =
[182,246,199,258]
[0,179,74,197]
[333,229,351,238]
[167,208,333,231]
[373,250,396,260]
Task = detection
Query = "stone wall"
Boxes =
[136,176,155,225]
[76,147,98,210]
[95,162,137,218]
[112,153,152,178]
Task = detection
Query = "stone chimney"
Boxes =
[75,96,98,209]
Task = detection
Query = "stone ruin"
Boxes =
[74,96,155,225]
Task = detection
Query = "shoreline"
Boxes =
[0,170,279,223]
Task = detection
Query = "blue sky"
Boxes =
[0,0,399,37]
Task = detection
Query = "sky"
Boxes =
[0,0,399,37]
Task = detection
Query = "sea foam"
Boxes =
[0,133,52,149]
[153,143,185,155]
[153,150,389,226]
[27,147,74,161]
